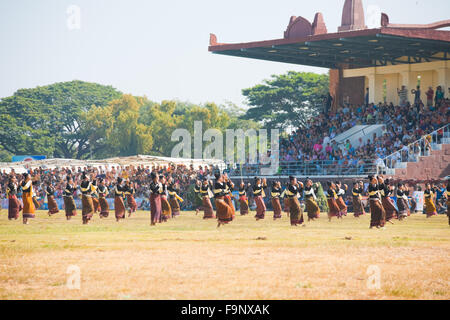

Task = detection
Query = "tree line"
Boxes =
[0,72,328,162]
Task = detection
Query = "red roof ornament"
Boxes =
[338,0,367,32]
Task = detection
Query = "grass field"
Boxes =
[0,209,449,300]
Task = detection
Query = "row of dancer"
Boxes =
[366,175,448,229]
[4,171,449,227]
[5,172,183,225]
[194,175,323,227]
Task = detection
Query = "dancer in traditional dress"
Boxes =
[91,180,100,215]
[407,184,416,214]
[213,172,234,228]
[285,176,304,226]
[396,183,410,221]
[379,177,398,223]
[193,180,203,215]
[80,173,94,224]
[253,177,267,220]
[97,178,110,218]
[6,175,22,220]
[149,172,162,226]
[200,179,214,219]
[45,180,59,216]
[114,177,126,222]
[424,183,438,218]
[326,182,341,221]
[304,179,320,221]
[352,181,366,218]
[125,180,138,217]
[20,173,35,224]
[238,181,250,216]
[63,175,77,220]
[223,173,235,216]
[32,188,41,210]
[167,177,182,217]
[159,175,172,223]
[368,175,386,229]
[271,181,282,220]
[335,181,348,216]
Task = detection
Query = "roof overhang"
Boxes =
[209,28,450,69]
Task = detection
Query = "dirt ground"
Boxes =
[0,210,448,300]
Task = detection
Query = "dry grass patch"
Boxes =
[0,210,448,299]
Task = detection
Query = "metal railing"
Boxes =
[226,159,377,177]
[383,124,450,170]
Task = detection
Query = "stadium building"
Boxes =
[208,0,449,109]
[208,0,450,181]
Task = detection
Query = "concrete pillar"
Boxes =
[366,73,375,104]
[400,71,417,104]
[436,68,448,96]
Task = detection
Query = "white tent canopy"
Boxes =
[0,155,226,173]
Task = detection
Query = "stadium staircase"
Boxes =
[384,124,450,180]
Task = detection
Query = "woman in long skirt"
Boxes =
[125,181,138,217]
[21,173,35,224]
[424,183,438,218]
[253,177,267,220]
[271,181,282,220]
[91,180,100,214]
[404,185,412,217]
[285,177,304,226]
[396,183,410,220]
[7,176,22,220]
[160,197,171,222]
[335,182,348,217]
[168,178,181,217]
[326,182,341,221]
[97,179,110,218]
[63,176,77,220]
[201,180,215,219]
[159,176,171,223]
[114,177,126,222]
[238,181,250,216]
[193,180,203,215]
[80,173,94,225]
[223,174,236,216]
[304,180,320,221]
[352,181,366,218]
[149,173,162,225]
[213,173,234,227]
[379,177,398,223]
[169,196,181,217]
[368,176,386,229]
[45,181,59,216]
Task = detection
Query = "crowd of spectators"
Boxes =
[275,89,449,176]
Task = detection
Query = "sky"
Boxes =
[0,0,449,106]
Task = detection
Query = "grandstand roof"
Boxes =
[208,6,450,69]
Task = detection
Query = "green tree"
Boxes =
[241,71,329,129]
[84,95,153,157]
[0,81,122,159]
[0,146,12,162]
[139,100,181,156]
